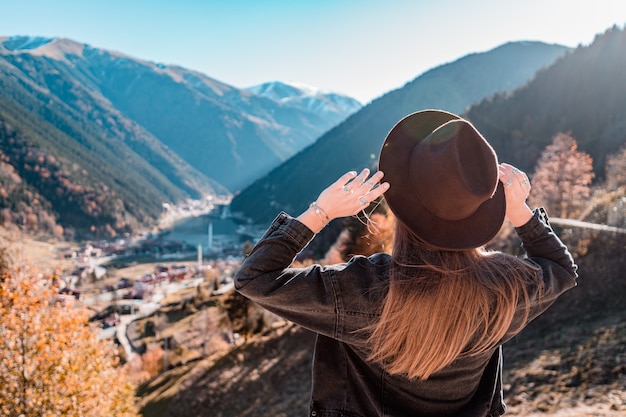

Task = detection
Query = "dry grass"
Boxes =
[1,227,75,273]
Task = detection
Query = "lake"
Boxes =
[164,214,240,248]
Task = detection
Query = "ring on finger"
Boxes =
[522,178,529,185]
[504,179,512,187]
[359,197,368,206]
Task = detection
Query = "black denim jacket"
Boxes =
[234,208,578,417]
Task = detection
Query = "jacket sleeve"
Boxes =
[233,212,341,337]
[512,207,578,325]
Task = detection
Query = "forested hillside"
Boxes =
[467,25,626,180]
[0,96,217,239]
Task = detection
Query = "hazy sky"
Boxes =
[1,0,625,103]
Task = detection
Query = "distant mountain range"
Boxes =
[0,36,362,192]
[5,28,625,240]
[0,36,361,237]
[230,40,571,224]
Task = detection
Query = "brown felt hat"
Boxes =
[378,109,505,250]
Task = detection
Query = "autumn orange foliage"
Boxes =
[0,266,138,417]
[529,132,595,218]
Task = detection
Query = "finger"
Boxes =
[498,166,513,187]
[353,168,371,186]
[367,170,385,186]
[499,164,529,189]
[518,173,530,187]
[502,163,528,178]
[499,163,516,176]
[368,181,390,200]
[342,168,371,192]
[356,170,385,191]
[506,165,530,186]
[335,171,357,189]
[357,182,389,208]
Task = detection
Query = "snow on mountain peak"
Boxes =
[246,81,330,100]
[282,81,323,96]
[2,36,54,51]
[246,81,362,118]
[1,36,85,62]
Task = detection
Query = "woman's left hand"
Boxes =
[298,168,390,233]
[498,163,533,227]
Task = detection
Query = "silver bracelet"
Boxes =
[310,201,330,224]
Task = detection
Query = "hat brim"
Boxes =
[378,110,506,250]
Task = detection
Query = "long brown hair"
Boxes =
[367,220,541,380]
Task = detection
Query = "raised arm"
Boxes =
[234,169,389,336]
[499,162,577,276]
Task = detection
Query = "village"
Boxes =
[49,198,255,359]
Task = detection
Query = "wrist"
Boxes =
[507,204,533,228]
[297,203,329,233]
[310,202,330,224]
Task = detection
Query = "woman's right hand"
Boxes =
[298,168,390,233]
[498,163,533,227]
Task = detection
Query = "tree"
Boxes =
[0,266,138,417]
[529,132,594,218]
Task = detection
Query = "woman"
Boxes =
[234,110,577,417]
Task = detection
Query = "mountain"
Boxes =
[0,37,225,238]
[230,41,570,224]
[0,36,361,237]
[246,81,362,121]
[85,56,361,191]
[466,26,626,180]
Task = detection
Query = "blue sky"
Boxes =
[1,0,625,103]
